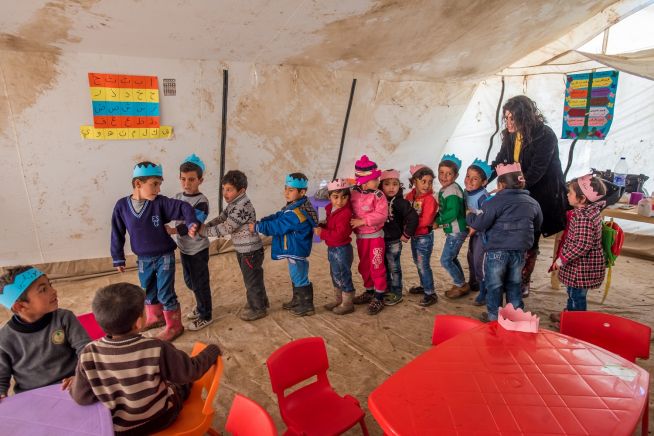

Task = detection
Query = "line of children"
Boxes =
[464,159,492,306]
[111,162,200,341]
[202,170,270,321]
[380,169,418,306]
[550,174,606,319]
[252,173,318,317]
[435,154,470,299]
[466,163,543,322]
[405,164,439,306]
[315,179,356,315]
[0,267,90,398]
[350,156,389,315]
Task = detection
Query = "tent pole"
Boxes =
[219,69,228,213]
[563,138,579,180]
[333,78,357,181]
[486,76,505,162]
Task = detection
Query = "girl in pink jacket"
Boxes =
[350,155,389,315]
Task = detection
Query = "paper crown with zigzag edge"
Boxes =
[133,162,163,178]
[285,174,308,189]
[328,178,351,191]
[0,267,45,309]
[182,153,206,172]
[440,153,462,170]
[470,158,493,179]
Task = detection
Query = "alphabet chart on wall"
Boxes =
[80,73,174,140]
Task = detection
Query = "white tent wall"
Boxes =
[444,72,654,237]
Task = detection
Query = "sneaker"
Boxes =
[186,308,200,320]
[409,286,424,295]
[473,299,486,307]
[187,318,214,331]
[521,284,530,298]
[383,293,403,306]
[353,291,374,305]
[445,283,471,299]
[367,299,384,315]
[479,312,490,323]
[240,308,268,321]
[419,293,438,307]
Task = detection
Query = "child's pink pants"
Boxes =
[356,236,387,291]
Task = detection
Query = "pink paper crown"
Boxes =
[577,174,603,202]
[409,164,426,176]
[327,178,351,191]
[496,162,522,176]
[498,303,539,333]
[380,169,400,181]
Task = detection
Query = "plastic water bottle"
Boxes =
[613,157,628,189]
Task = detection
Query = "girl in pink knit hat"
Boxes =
[350,155,389,315]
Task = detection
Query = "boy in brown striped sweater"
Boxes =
[70,283,221,435]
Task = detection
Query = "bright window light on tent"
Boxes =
[579,4,654,54]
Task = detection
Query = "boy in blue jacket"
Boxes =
[111,161,200,341]
[466,163,542,322]
[249,173,318,316]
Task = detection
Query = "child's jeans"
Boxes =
[467,233,486,303]
[138,252,178,311]
[441,231,467,287]
[566,286,588,311]
[328,244,354,292]
[181,248,212,320]
[287,258,310,287]
[484,249,525,320]
[237,248,268,311]
[411,232,434,294]
[385,240,403,297]
[356,235,387,291]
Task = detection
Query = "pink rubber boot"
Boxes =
[156,308,184,342]
[141,303,165,331]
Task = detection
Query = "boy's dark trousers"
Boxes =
[237,248,269,312]
[180,248,212,321]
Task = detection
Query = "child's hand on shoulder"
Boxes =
[314,227,322,237]
[188,223,198,238]
[61,376,74,391]
[350,218,365,228]
[165,225,177,235]
[468,228,476,236]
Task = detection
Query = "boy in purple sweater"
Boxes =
[111,161,199,341]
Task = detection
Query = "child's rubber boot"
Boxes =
[282,286,300,310]
[156,308,184,342]
[323,287,342,310]
[332,291,354,315]
[291,284,315,316]
[141,303,165,331]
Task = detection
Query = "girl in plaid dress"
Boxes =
[550,174,607,312]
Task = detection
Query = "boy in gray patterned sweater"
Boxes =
[201,170,269,321]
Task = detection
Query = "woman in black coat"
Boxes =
[491,95,568,296]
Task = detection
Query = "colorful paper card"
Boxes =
[82,73,172,140]
[562,70,618,140]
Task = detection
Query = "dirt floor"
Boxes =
[2,235,652,435]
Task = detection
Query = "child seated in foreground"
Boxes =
[70,283,221,435]
[0,266,90,398]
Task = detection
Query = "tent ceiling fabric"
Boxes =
[1,0,619,80]
[576,49,654,80]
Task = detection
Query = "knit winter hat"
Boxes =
[354,155,381,185]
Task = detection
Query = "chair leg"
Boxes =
[359,417,369,436]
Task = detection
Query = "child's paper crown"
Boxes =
[328,179,351,191]
[0,267,44,309]
[182,153,206,172]
[380,169,400,181]
[577,174,604,202]
[496,162,522,176]
[470,159,492,179]
[285,174,308,189]
[441,154,462,170]
[409,164,427,176]
[133,162,163,178]
[498,303,539,333]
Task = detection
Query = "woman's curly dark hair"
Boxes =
[501,95,546,146]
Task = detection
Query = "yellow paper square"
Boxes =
[89,87,106,101]
[105,88,121,102]
[120,88,133,102]
[148,90,159,102]
[139,128,149,139]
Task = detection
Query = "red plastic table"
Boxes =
[369,323,649,435]
[0,383,114,435]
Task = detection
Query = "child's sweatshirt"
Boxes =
[319,203,353,247]
[437,182,467,234]
[405,189,438,236]
[350,187,388,236]
[384,191,418,242]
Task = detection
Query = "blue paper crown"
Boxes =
[470,158,492,179]
[133,162,163,178]
[182,154,206,172]
[0,267,44,309]
[285,174,308,189]
[441,154,462,170]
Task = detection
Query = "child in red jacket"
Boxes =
[315,179,355,315]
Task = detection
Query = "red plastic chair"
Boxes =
[76,312,105,340]
[431,315,482,346]
[266,337,369,436]
[559,311,651,435]
[225,394,277,436]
